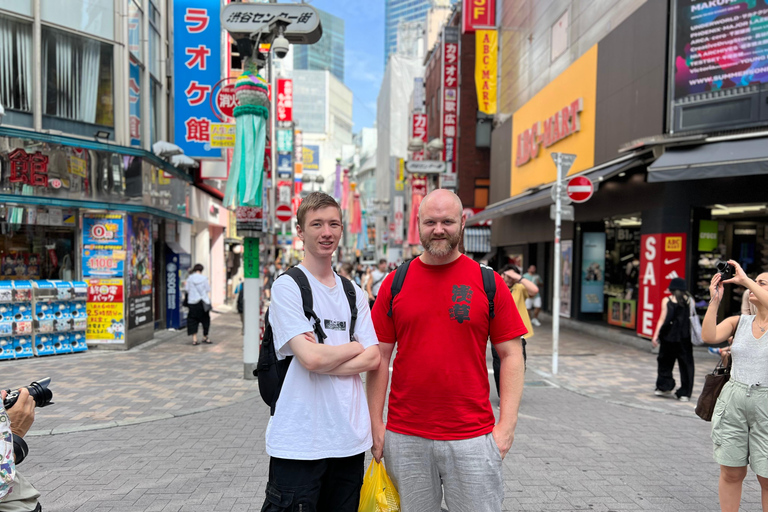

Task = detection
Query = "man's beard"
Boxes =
[420,227,463,258]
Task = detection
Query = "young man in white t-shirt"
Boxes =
[263,192,380,512]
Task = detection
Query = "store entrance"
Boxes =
[0,224,76,281]
[604,215,641,330]
[694,204,768,318]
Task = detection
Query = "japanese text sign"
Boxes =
[7,149,49,187]
[462,0,496,33]
[411,113,427,161]
[86,279,125,344]
[277,79,293,122]
[173,0,221,158]
[442,27,459,165]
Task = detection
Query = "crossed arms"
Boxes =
[287,333,380,375]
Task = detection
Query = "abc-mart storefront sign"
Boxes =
[515,98,583,167]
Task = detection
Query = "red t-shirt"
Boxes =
[371,255,527,441]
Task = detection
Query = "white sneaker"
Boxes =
[531,318,541,327]
[678,396,690,402]
[654,389,673,397]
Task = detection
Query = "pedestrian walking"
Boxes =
[367,189,527,512]
[235,278,244,335]
[701,261,768,512]
[651,277,694,401]
[491,264,538,398]
[366,258,389,309]
[523,265,544,326]
[185,264,212,345]
[262,192,380,512]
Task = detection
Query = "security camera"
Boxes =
[272,34,289,59]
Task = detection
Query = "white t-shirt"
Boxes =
[370,269,388,297]
[266,265,379,460]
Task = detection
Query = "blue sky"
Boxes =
[287,0,385,132]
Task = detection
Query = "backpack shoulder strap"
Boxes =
[480,263,497,320]
[284,266,327,343]
[387,259,412,318]
[339,275,358,341]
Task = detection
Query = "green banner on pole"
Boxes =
[244,237,260,279]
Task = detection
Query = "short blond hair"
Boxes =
[297,192,342,229]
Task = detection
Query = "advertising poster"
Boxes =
[580,232,606,313]
[86,279,125,344]
[699,219,718,251]
[303,145,320,172]
[608,298,637,330]
[637,233,687,338]
[127,215,153,297]
[673,0,768,101]
[128,295,153,330]
[560,240,573,318]
[82,213,126,278]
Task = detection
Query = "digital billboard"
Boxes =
[670,0,768,131]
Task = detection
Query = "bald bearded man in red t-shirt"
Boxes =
[367,190,527,512]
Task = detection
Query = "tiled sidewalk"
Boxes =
[523,318,721,417]
[3,310,260,436]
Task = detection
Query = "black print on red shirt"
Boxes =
[449,284,472,324]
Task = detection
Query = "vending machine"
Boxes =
[166,242,191,330]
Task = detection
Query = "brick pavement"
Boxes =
[521,317,722,417]
[2,310,259,436]
[6,312,765,511]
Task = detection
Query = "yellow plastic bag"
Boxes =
[358,459,400,512]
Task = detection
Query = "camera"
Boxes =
[717,261,734,281]
[3,377,53,409]
[272,34,289,59]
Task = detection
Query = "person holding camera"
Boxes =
[701,260,768,512]
[0,388,40,511]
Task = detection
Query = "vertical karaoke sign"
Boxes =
[173,0,221,157]
[441,26,460,188]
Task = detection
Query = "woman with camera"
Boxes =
[702,260,768,512]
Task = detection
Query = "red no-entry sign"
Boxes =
[276,203,293,223]
[566,176,594,203]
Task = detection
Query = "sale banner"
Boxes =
[86,279,125,344]
[637,233,687,338]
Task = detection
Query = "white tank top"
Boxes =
[731,315,768,386]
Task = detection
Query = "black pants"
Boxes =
[261,453,365,512]
[656,340,695,398]
[491,338,526,398]
[186,302,210,336]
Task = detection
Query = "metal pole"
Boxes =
[552,155,562,375]
[243,237,261,379]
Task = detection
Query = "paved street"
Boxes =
[4,312,762,511]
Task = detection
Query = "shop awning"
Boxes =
[465,152,648,226]
[463,227,491,253]
[648,137,768,182]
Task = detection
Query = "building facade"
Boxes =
[0,0,232,351]
[470,0,768,339]
[385,0,456,64]
[293,7,345,82]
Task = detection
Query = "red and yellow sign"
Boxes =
[86,279,125,344]
[510,45,598,196]
[463,0,495,33]
[475,29,497,114]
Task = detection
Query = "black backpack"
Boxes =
[387,259,497,320]
[257,266,358,415]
